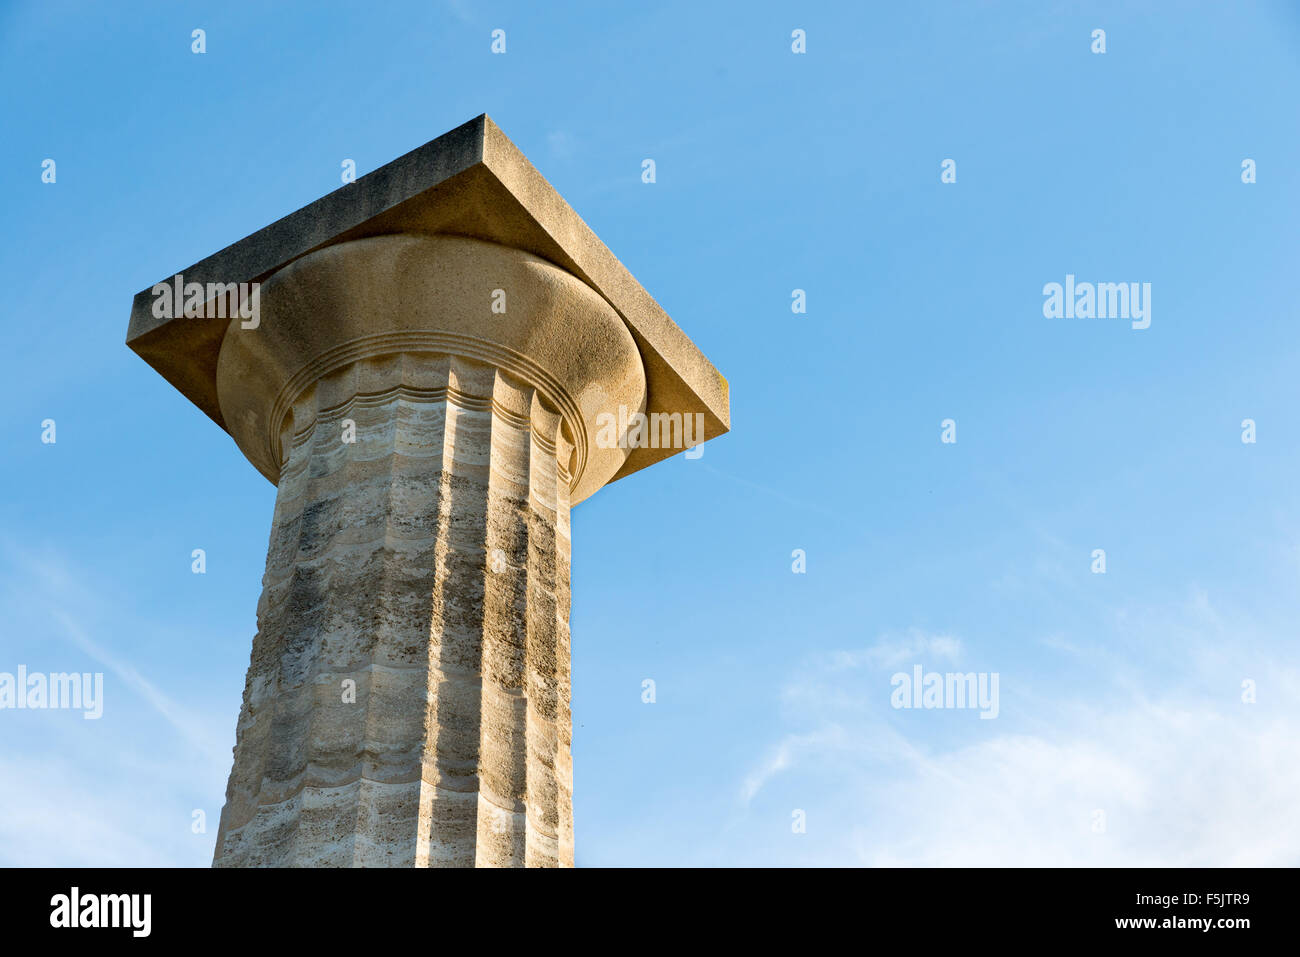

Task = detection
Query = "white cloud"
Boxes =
[740,614,1300,866]
[0,751,211,867]
[853,697,1300,866]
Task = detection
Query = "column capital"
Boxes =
[215,233,646,505]
[126,114,729,489]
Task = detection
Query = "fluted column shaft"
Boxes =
[213,354,575,866]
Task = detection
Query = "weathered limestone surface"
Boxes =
[215,354,577,866]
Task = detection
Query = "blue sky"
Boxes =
[2,0,1299,866]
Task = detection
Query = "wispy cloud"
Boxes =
[0,541,230,865]
[827,629,963,671]
[47,606,226,763]
[701,464,840,518]
[0,751,209,866]
[737,606,1300,865]
[547,130,577,160]
[3,542,226,762]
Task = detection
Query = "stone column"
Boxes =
[209,235,645,866]
[125,115,730,868]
